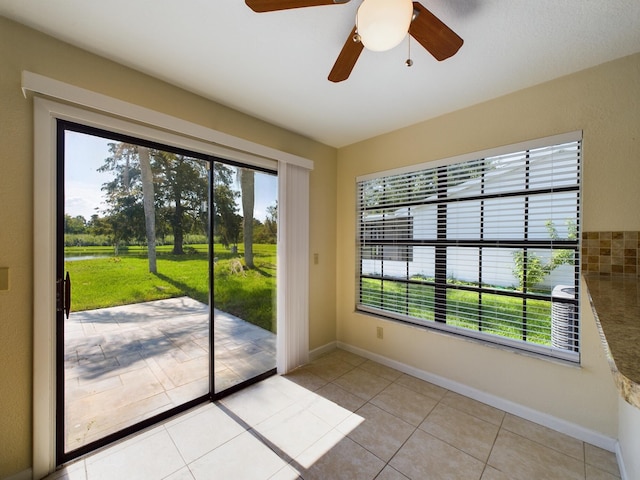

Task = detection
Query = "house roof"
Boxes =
[1,0,639,148]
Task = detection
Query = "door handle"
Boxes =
[64,271,71,319]
[57,272,72,319]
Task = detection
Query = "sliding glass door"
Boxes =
[211,163,278,393]
[57,121,277,463]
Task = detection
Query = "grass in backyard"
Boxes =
[65,243,276,331]
[213,244,276,332]
[361,278,553,345]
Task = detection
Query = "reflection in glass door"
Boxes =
[57,121,278,464]
[212,164,278,393]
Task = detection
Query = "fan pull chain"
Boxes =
[406,35,413,67]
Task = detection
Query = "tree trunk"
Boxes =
[139,146,157,273]
[240,168,255,268]
[173,201,185,255]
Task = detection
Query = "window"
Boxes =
[362,216,414,262]
[356,132,581,362]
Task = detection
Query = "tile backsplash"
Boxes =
[582,231,640,275]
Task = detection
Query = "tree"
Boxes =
[265,202,277,238]
[87,214,113,240]
[512,219,577,291]
[154,152,209,255]
[64,214,87,234]
[99,142,209,257]
[239,168,255,268]
[105,195,145,254]
[213,163,241,248]
[362,160,491,213]
[99,143,144,251]
[138,146,157,273]
[153,150,209,255]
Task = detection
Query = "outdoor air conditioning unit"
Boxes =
[551,285,578,352]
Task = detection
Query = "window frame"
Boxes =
[356,132,582,363]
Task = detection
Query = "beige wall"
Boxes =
[3,10,639,477]
[336,53,640,437]
[0,16,337,477]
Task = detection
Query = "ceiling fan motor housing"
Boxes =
[357,0,413,52]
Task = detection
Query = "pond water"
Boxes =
[65,254,115,262]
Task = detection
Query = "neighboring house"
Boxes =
[361,146,578,291]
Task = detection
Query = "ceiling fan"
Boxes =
[245,0,463,82]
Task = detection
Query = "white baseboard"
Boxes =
[3,468,32,480]
[336,341,618,453]
[309,341,337,361]
[615,442,629,480]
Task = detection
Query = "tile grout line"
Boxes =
[56,349,619,479]
[480,404,508,479]
[329,365,484,479]
[331,356,512,479]
[287,353,613,479]
[162,423,190,479]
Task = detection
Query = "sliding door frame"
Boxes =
[56,120,210,464]
[31,77,312,478]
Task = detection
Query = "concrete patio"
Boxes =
[64,296,276,452]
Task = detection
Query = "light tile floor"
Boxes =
[65,297,276,451]
[50,348,621,480]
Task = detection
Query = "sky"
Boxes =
[64,130,278,222]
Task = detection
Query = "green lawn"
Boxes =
[65,243,276,332]
[361,278,553,345]
[66,243,553,344]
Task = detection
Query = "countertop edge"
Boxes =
[584,275,640,410]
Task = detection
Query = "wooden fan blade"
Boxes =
[328,26,364,83]
[409,2,463,61]
[246,0,349,13]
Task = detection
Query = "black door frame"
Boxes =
[55,120,276,466]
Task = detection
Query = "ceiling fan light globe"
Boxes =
[357,0,413,52]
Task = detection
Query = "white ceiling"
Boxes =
[1,0,640,148]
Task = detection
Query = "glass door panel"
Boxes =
[57,121,279,463]
[59,124,212,459]
[212,164,278,393]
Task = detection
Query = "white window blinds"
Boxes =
[356,133,582,362]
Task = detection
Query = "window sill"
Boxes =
[355,307,582,368]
